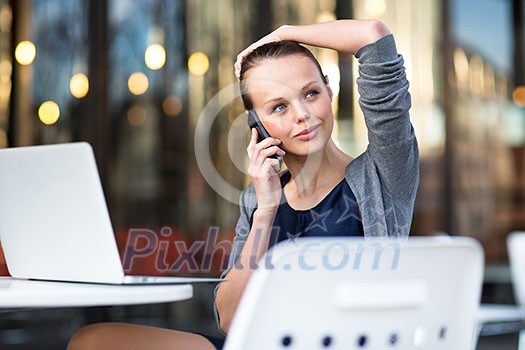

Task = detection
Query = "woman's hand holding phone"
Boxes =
[247,110,283,165]
[247,126,285,211]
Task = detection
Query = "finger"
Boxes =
[249,157,281,179]
[256,136,282,149]
[251,127,258,141]
[260,145,285,158]
[234,60,242,79]
[236,31,285,78]
[235,42,267,78]
[246,129,258,160]
[248,129,279,159]
[254,146,284,169]
[235,51,250,78]
[248,128,282,163]
[269,158,281,173]
[249,128,282,148]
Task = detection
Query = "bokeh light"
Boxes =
[453,47,469,88]
[128,72,149,95]
[69,73,89,99]
[316,11,336,23]
[38,101,60,125]
[0,5,12,32]
[513,86,525,108]
[127,105,147,126]
[15,40,36,66]
[145,44,166,70]
[364,0,386,17]
[162,96,183,117]
[0,59,12,76]
[188,52,209,76]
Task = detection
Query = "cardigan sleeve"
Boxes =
[212,184,256,335]
[345,34,419,238]
[354,34,419,202]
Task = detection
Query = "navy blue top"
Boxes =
[268,172,364,248]
[204,172,364,349]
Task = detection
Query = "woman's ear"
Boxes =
[324,75,333,101]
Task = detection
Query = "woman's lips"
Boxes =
[294,124,321,141]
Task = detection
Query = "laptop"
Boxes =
[0,142,222,284]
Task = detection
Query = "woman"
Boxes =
[67,18,418,350]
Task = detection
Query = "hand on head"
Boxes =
[234,25,289,79]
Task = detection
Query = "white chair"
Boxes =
[507,232,525,310]
[507,231,525,348]
[224,236,484,350]
[475,231,525,349]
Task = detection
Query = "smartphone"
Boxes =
[247,110,283,167]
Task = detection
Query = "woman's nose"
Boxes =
[293,103,311,123]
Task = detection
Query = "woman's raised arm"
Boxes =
[235,19,391,78]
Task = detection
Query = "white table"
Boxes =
[0,277,193,308]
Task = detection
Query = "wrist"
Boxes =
[357,20,391,52]
[253,207,278,223]
[276,24,293,41]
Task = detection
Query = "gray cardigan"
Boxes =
[215,34,419,333]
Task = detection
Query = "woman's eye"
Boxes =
[305,90,319,99]
[272,104,286,113]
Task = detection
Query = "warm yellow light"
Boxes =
[453,48,469,87]
[0,6,12,32]
[188,52,209,77]
[364,0,386,17]
[316,11,336,23]
[128,72,149,95]
[0,59,12,76]
[513,86,525,108]
[145,44,166,70]
[69,73,89,99]
[38,101,60,125]
[162,96,183,117]
[15,40,36,66]
[0,82,9,100]
[127,105,147,126]
[0,129,7,148]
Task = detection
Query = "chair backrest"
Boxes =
[224,236,484,350]
[506,231,525,306]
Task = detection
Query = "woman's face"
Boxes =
[245,54,334,157]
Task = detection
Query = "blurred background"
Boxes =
[0,0,523,348]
